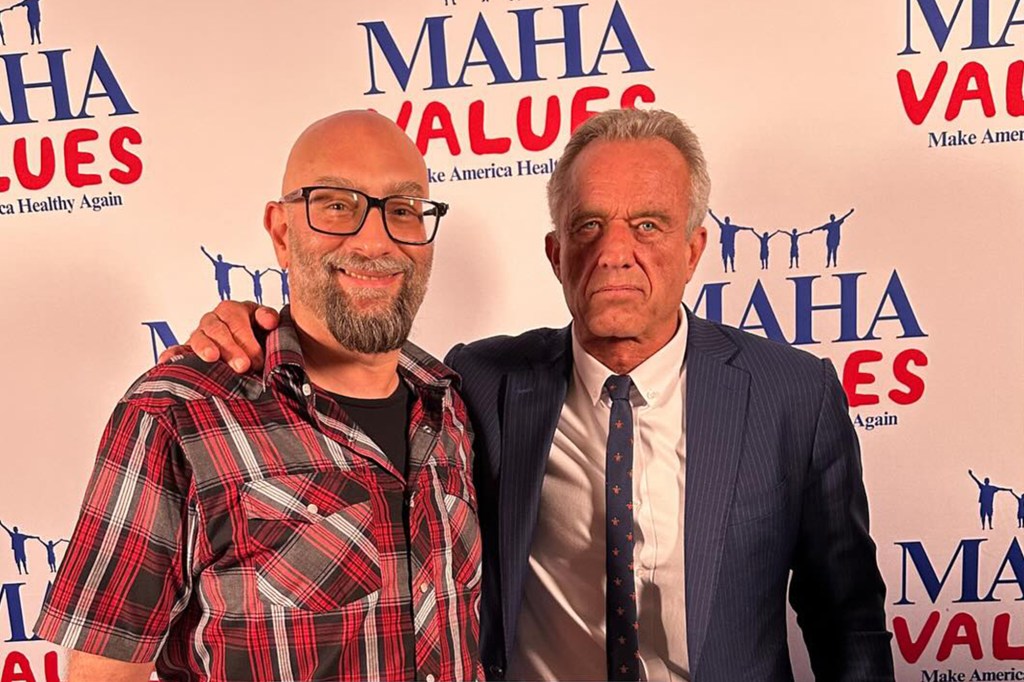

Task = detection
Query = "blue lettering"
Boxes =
[981,537,1024,601]
[895,539,986,604]
[862,270,927,340]
[360,16,455,95]
[0,49,74,125]
[512,5,587,82]
[587,1,653,76]
[454,14,515,87]
[142,321,180,365]
[900,0,997,54]
[0,582,42,642]
[76,47,138,119]
[691,281,729,323]
[737,280,786,343]
[790,272,865,346]
[995,0,1024,47]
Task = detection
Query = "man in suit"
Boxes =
[170,108,893,680]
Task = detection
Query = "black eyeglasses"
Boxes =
[279,186,448,245]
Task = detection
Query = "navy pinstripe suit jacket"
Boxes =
[446,312,894,681]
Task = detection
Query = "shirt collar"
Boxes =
[262,306,458,393]
[570,307,689,409]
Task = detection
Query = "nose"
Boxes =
[595,220,636,269]
[346,205,395,258]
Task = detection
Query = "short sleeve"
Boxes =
[34,401,196,663]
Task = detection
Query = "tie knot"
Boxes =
[604,374,633,402]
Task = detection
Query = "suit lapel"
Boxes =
[684,314,750,673]
[499,327,571,658]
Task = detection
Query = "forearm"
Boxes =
[66,651,153,682]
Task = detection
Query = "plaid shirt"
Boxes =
[36,310,483,682]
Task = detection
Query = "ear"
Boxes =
[544,230,562,282]
[684,225,708,283]
[264,201,291,270]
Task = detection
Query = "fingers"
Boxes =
[254,306,280,331]
[215,300,267,372]
[157,344,190,365]
[188,316,226,363]
[190,309,249,373]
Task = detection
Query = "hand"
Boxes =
[157,301,279,373]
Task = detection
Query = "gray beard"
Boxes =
[289,236,430,354]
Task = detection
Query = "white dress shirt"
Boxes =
[509,311,690,681]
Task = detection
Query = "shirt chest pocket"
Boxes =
[436,465,481,588]
[241,471,382,612]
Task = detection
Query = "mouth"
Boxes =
[591,285,643,298]
[333,266,404,288]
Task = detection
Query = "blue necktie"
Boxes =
[605,374,639,681]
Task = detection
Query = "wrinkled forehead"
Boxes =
[566,139,691,212]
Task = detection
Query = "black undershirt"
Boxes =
[327,381,414,477]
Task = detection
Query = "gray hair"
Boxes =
[547,108,711,236]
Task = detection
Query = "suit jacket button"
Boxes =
[488,665,504,679]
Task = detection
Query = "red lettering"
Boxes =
[994,612,1024,660]
[898,62,948,125]
[0,176,8,192]
[571,86,610,132]
[1008,60,1024,117]
[393,101,413,133]
[620,84,656,109]
[109,126,143,184]
[842,350,882,407]
[937,612,984,661]
[0,651,36,682]
[415,102,461,156]
[946,62,996,121]
[893,611,941,664]
[390,84,657,156]
[13,137,55,191]
[889,349,927,405]
[64,128,102,187]
[468,100,511,154]
[517,96,560,152]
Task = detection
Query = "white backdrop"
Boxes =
[1,1,1022,679]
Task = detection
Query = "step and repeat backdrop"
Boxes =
[0,1,1022,680]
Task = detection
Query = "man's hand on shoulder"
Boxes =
[156,300,278,373]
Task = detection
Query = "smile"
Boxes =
[334,267,403,287]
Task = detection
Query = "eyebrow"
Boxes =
[310,176,427,197]
[569,207,677,224]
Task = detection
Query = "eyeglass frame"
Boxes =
[278,185,449,246]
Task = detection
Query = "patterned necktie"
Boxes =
[604,374,639,681]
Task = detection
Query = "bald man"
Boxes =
[34,111,483,682]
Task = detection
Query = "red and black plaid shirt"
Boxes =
[36,310,483,682]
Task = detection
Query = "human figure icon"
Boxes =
[811,208,855,268]
[783,228,814,268]
[0,520,40,574]
[243,267,268,305]
[969,470,1012,530]
[36,537,68,572]
[8,0,41,45]
[1011,490,1024,529]
[708,209,752,273]
[270,268,290,304]
[200,246,243,301]
[740,228,782,270]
